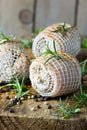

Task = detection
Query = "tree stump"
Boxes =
[0,49,87,130]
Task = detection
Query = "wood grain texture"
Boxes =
[0,0,34,38]
[0,50,87,130]
[0,116,87,130]
[35,0,76,29]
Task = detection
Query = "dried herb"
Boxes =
[52,22,73,36]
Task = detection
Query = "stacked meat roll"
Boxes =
[32,23,81,57]
[0,42,30,83]
[30,52,81,97]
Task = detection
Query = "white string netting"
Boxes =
[32,23,81,57]
[0,42,30,83]
[30,53,81,97]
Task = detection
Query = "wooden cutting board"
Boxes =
[0,49,87,130]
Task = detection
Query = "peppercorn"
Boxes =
[9,108,15,113]
[37,105,41,109]
[5,96,10,100]
[48,105,52,109]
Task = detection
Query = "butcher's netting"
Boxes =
[30,53,81,97]
[0,42,29,83]
[32,23,81,57]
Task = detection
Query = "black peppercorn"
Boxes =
[5,96,10,100]
[48,105,52,109]
[37,105,41,109]
[9,108,15,113]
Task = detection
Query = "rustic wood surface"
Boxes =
[0,88,87,130]
[0,49,87,130]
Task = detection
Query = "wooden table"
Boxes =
[0,49,87,130]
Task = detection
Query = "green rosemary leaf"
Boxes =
[80,84,83,95]
[0,32,10,41]
[81,59,87,76]
[74,108,80,113]
[20,90,30,98]
[52,30,59,33]
[0,32,13,44]
[53,41,57,53]
[42,41,62,63]
[3,77,30,111]
[45,56,55,64]
[21,76,25,88]
[0,39,8,44]
[53,59,87,119]
[82,38,87,49]
[52,22,73,36]
[34,28,43,35]
[3,102,16,111]
[20,39,32,48]
[0,83,16,90]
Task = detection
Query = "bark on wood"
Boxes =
[0,116,87,130]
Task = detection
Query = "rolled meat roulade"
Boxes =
[30,52,81,97]
[32,23,81,57]
[0,42,30,83]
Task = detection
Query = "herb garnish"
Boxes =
[52,22,73,36]
[20,39,33,48]
[42,41,62,63]
[53,97,80,119]
[34,28,43,35]
[82,38,87,49]
[0,32,13,44]
[53,59,87,119]
[1,77,30,111]
[80,59,87,76]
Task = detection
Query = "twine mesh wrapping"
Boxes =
[0,42,30,83]
[32,23,81,57]
[30,53,81,97]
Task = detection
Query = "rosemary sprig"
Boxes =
[0,32,13,44]
[74,85,87,108]
[20,39,33,48]
[82,38,87,49]
[53,97,80,119]
[34,28,43,35]
[52,22,73,36]
[53,59,87,119]
[80,59,87,76]
[2,77,30,111]
[42,41,62,63]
